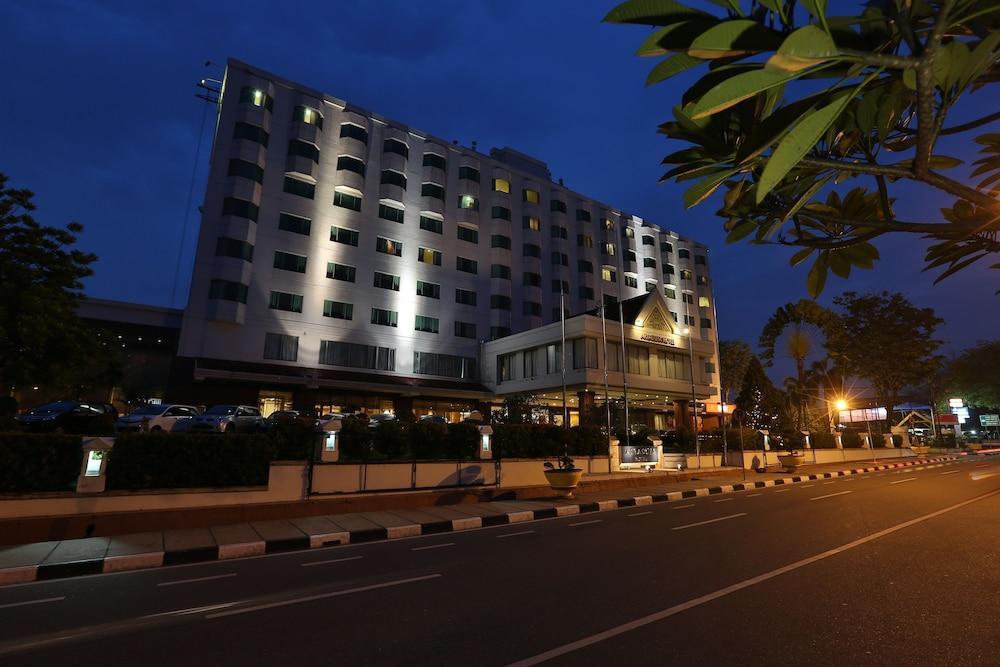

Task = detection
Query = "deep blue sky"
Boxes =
[2,0,996,375]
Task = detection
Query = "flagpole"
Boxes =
[560,287,568,429]
[601,303,612,439]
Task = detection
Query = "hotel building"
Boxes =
[173,59,720,428]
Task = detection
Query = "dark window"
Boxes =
[283,176,315,199]
[491,264,511,279]
[577,234,593,248]
[456,256,478,274]
[423,153,446,169]
[680,269,693,280]
[603,294,618,310]
[227,158,263,183]
[319,341,395,371]
[576,209,591,222]
[459,166,480,182]
[421,183,445,200]
[336,155,366,176]
[490,295,512,310]
[378,204,404,223]
[523,243,541,258]
[370,307,398,327]
[288,139,319,163]
[523,271,541,287]
[373,271,400,291]
[222,197,259,222]
[697,275,709,286]
[695,254,706,265]
[642,235,655,246]
[273,251,307,273]
[491,206,511,221]
[238,86,273,111]
[454,321,477,339]
[644,257,657,268]
[490,326,511,339]
[414,315,439,333]
[646,281,657,292]
[701,317,713,329]
[661,241,674,253]
[376,237,403,257]
[383,138,409,158]
[416,280,440,298]
[551,199,567,213]
[551,252,568,266]
[457,226,479,244]
[552,279,569,293]
[330,226,359,246]
[293,105,323,128]
[491,234,512,250]
[269,291,303,313]
[326,262,356,282]
[233,121,269,147]
[380,170,407,189]
[679,248,690,259]
[279,212,311,236]
[664,263,675,275]
[208,279,248,303]
[578,286,594,300]
[413,352,478,379]
[419,215,443,234]
[323,300,353,320]
[626,275,639,288]
[339,123,368,144]
[550,226,568,239]
[578,260,593,274]
[523,301,542,317]
[665,287,676,299]
[215,237,253,262]
[263,333,298,361]
[334,190,362,211]
[455,288,477,306]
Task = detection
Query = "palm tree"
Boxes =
[785,326,813,431]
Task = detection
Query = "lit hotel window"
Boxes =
[523,189,540,204]
[699,296,711,308]
[459,194,479,210]
[493,178,511,193]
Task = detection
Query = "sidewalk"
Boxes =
[0,453,978,586]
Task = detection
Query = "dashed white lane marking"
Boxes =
[774,488,792,493]
[939,470,960,476]
[205,574,442,619]
[714,498,735,503]
[0,596,64,610]
[301,556,363,567]
[411,543,454,551]
[746,493,762,497]
[496,530,534,539]
[671,504,696,509]
[810,491,853,501]
[157,573,236,587]
[822,481,836,485]
[568,520,602,527]
[801,485,815,488]
[509,488,1000,666]
[628,511,653,517]
[890,477,918,485]
[671,513,747,531]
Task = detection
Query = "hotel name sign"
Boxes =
[639,333,677,347]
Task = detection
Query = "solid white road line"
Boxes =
[410,543,454,551]
[801,485,815,488]
[205,574,442,619]
[746,493,761,497]
[714,498,735,503]
[568,520,602,527]
[890,477,918,485]
[628,511,653,517]
[509,488,1000,667]
[157,573,236,587]
[822,481,836,485]
[810,490,853,501]
[671,513,747,531]
[496,530,535,539]
[671,503,697,509]
[0,596,64,610]
[301,556,364,567]
[939,470,960,476]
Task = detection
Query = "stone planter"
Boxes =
[543,469,584,498]
[777,453,806,473]
[966,443,982,451]
[910,445,930,457]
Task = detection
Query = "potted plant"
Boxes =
[776,431,806,472]
[543,454,583,498]
[910,443,931,457]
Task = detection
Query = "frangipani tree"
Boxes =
[605,0,1000,295]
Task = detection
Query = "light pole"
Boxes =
[683,327,700,468]
[835,398,848,463]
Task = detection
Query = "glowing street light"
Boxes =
[835,399,848,411]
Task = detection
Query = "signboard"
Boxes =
[937,414,958,425]
[620,444,659,464]
[639,333,677,347]
[949,398,964,408]
[980,414,999,427]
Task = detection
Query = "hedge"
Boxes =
[0,433,83,493]
[492,425,606,459]
[811,432,838,449]
[841,431,863,448]
[106,432,273,489]
[339,419,481,461]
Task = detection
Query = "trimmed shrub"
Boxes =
[106,432,272,489]
[0,433,83,493]
[841,431,863,448]
[267,420,317,460]
[811,432,837,449]
[493,425,606,459]
[445,422,480,459]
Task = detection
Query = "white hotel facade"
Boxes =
[175,59,720,428]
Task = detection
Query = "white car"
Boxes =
[117,404,200,433]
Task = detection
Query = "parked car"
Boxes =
[368,413,396,428]
[419,415,448,425]
[16,400,118,433]
[116,404,200,433]
[186,405,265,433]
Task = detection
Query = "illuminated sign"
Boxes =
[620,444,659,464]
[639,333,676,346]
[949,398,964,408]
[980,414,999,427]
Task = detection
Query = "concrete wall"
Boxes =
[0,462,307,520]
[497,456,610,488]
[721,447,961,469]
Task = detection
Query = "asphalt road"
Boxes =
[0,456,997,666]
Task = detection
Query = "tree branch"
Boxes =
[914,0,956,176]
[799,157,913,178]
[800,210,982,234]
[939,109,1000,135]
[837,49,919,70]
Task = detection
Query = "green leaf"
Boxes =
[828,250,851,278]
[646,53,702,85]
[756,75,873,204]
[683,168,740,208]
[687,20,783,59]
[902,68,916,90]
[800,0,830,34]
[943,41,969,91]
[806,254,829,298]
[789,247,813,267]
[782,175,833,222]
[689,67,807,119]
[960,31,1000,89]
[931,45,952,89]
[604,0,711,25]
[636,22,704,55]
[725,220,757,243]
[767,25,839,72]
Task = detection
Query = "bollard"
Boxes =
[77,437,114,493]
[477,425,493,460]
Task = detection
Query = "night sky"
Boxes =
[2,0,996,376]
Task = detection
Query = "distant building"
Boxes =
[168,58,720,426]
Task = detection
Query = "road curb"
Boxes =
[1,454,984,586]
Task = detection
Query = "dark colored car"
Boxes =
[186,405,265,433]
[16,400,118,434]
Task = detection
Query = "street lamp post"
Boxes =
[835,399,848,463]
[684,327,700,468]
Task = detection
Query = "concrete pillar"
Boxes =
[608,436,620,471]
[883,433,895,448]
[862,433,872,449]
[577,390,595,424]
[77,437,114,494]
[802,430,811,449]
[675,400,691,430]
[835,433,844,449]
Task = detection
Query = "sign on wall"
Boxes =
[620,444,659,464]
